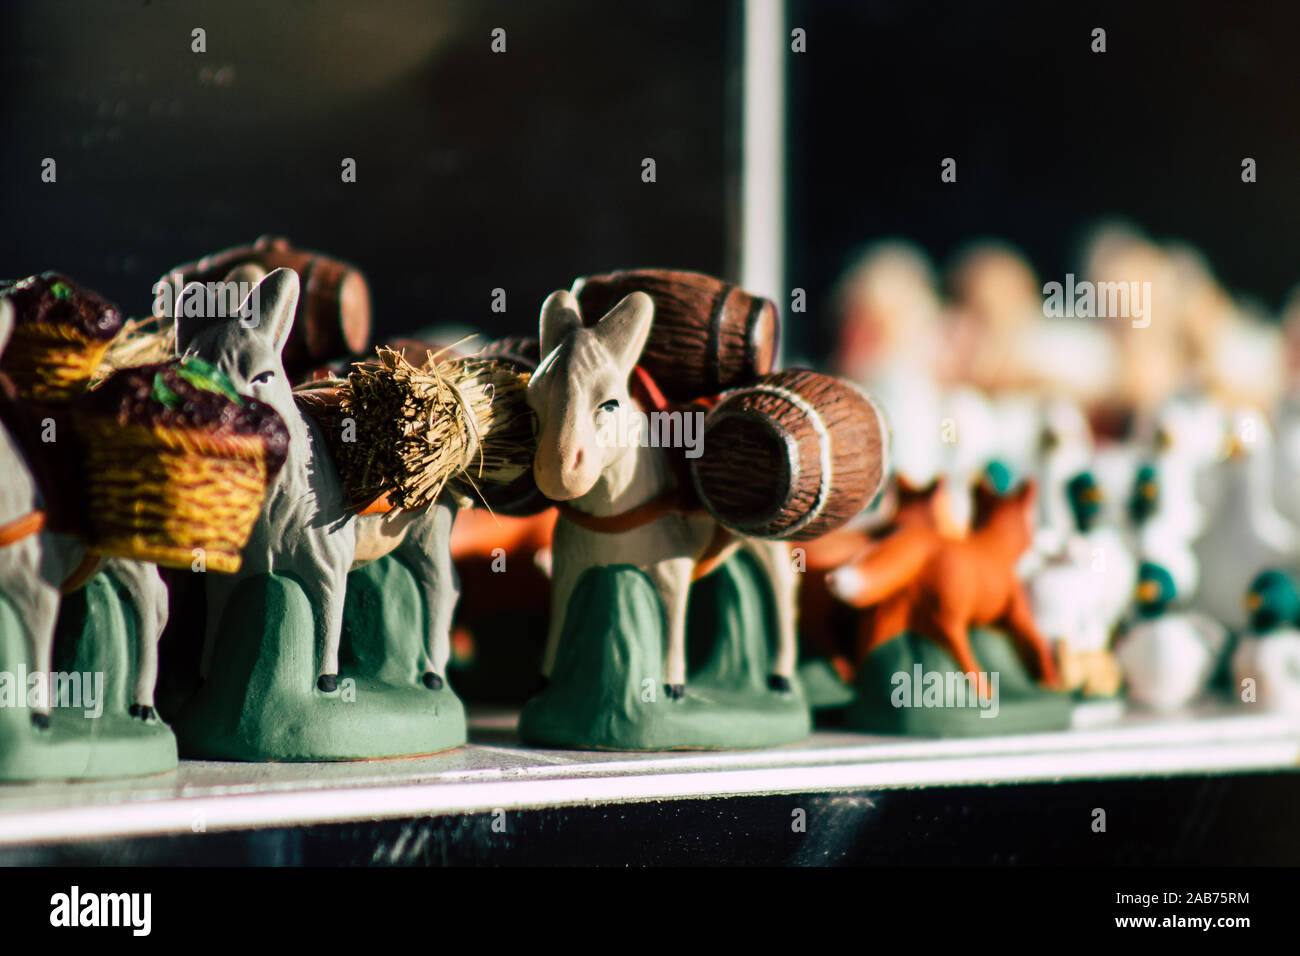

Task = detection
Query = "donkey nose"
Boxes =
[569,448,583,471]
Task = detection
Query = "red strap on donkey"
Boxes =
[556,366,734,577]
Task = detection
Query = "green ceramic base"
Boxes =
[798,658,856,710]
[0,575,177,782]
[519,551,811,751]
[845,628,1073,737]
[173,553,466,761]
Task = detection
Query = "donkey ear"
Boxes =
[245,267,299,357]
[0,297,13,359]
[593,292,653,371]
[539,289,583,358]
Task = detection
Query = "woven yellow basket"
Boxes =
[79,420,270,573]
[3,324,113,403]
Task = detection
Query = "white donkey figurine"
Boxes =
[527,290,798,699]
[176,268,459,693]
[0,298,168,726]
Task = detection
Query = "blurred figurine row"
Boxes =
[2,225,1298,781]
[806,226,1300,727]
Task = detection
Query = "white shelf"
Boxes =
[0,705,1296,848]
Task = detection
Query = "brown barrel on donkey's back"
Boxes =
[161,235,371,382]
[690,369,890,541]
[570,269,779,401]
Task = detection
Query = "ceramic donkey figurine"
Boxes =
[0,298,169,728]
[527,289,798,699]
[175,268,459,694]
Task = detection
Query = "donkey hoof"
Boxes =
[664,683,685,701]
[30,712,50,730]
[422,672,444,690]
[768,674,792,694]
[317,674,339,693]
[129,704,157,722]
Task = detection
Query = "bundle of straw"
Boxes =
[298,346,534,514]
[91,315,176,385]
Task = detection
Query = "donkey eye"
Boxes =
[251,370,275,385]
[598,399,619,413]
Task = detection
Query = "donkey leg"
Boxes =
[2,537,55,727]
[648,557,695,699]
[309,572,347,693]
[103,560,168,719]
[23,582,60,729]
[400,500,459,690]
[307,528,355,693]
[744,539,799,691]
[541,562,579,681]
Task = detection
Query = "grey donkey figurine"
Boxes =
[174,268,461,720]
[0,297,169,726]
[0,297,175,779]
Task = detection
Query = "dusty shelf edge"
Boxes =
[0,707,1296,847]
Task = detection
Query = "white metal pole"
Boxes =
[740,0,786,310]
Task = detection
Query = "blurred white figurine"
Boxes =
[1272,393,1300,529]
[1027,471,1134,695]
[1115,561,1228,712]
[1032,398,1094,559]
[1127,462,1199,600]
[1139,394,1228,536]
[1232,570,1300,714]
[833,242,946,488]
[1068,472,1137,635]
[1193,408,1299,633]
[940,386,1000,533]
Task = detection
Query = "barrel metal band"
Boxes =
[741,296,766,378]
[724,382,832,537]
[704,283,731,393]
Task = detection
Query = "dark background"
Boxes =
[789,0,1300,356]
[0,0,737,343]
[4,1,1300,361]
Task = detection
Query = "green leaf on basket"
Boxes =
[50,280,72,301]
[152,372,182,409]
[175,356,244,406]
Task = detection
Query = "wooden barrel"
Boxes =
[465,336,549,517]
[478,335,540,371]
[160,235,371,381]
[570,269,778,400]
[690,369,889,541]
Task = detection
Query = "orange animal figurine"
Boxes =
[826,479,1059,695]
[799,476,956,679]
